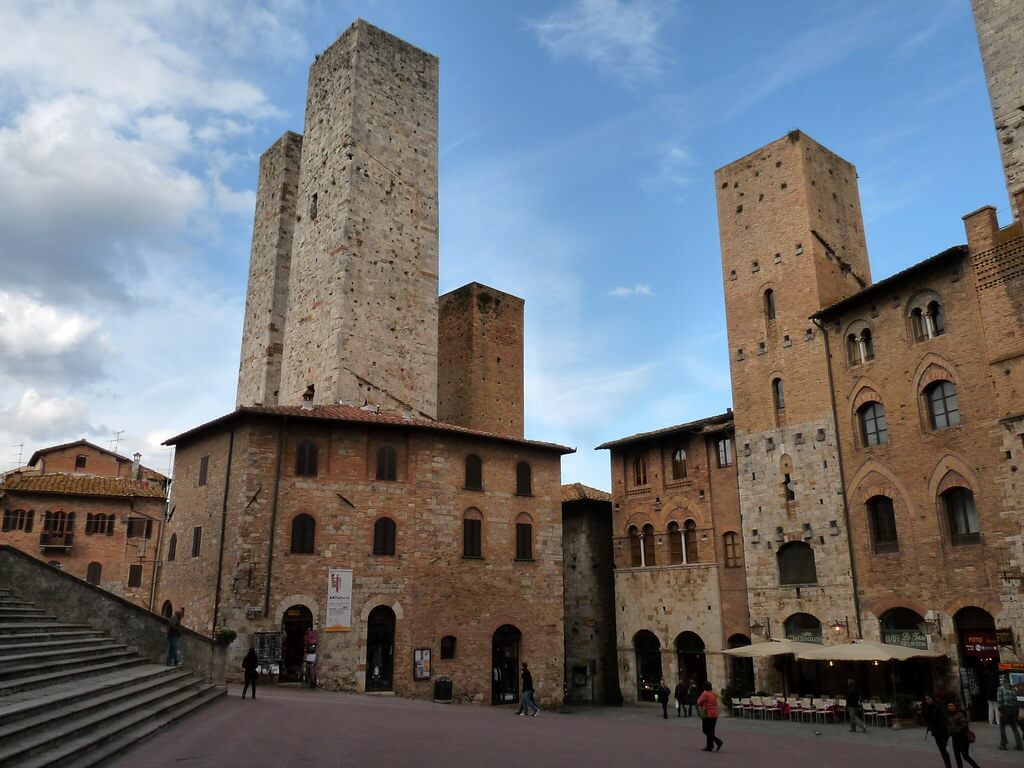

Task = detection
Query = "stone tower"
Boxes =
[716,131,870,652]
[972,0,1024,217]
[237,132,303,408]
[275,20,439,416]
[437,282,525,438]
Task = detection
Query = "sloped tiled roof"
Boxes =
[28,439,168,480]
[561,483,612,503]
[164,404,574,454]
[0,474,167,499]
[596,410,734,450]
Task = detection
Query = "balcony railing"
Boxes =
[39,532,74,551]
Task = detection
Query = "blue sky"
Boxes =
[0,0,1010,489]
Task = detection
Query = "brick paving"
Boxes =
[111,686,1022,768]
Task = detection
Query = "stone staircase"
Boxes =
[0,586,224,767]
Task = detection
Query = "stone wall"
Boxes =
[158,412,566,706]
[972,0,1024,217]
[236,132,303,408]
[278,20,439,417]
[438,283,525,438]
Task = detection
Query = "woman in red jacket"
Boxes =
[696,681,724,752]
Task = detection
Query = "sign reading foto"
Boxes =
[325,568,353,632]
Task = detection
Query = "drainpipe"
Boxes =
[812,316,864,640]
[149,487,168,612]
[211,428,236,633]
[263,418,287,618]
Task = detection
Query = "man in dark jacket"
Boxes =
[242,647,259,699]
[657,679,670,719]
[674,679,687,717]
[923,694,951,768]
[517,663,540,717]
[846,678,867,733]
[166,608,184,667]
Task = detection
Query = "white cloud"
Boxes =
[531,0,677,83]
[1,388,104,441]
[609,283,654,297]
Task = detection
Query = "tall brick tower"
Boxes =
[236,132,303,407]
[275,20,440,416]
[972,0,1024,217]
[437,282,525,438]
[716,131,870,653]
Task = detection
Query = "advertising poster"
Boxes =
[325,568,353,632]
[414,648,431,680]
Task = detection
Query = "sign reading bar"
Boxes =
[882,629,928,650]
[325,568,353,632]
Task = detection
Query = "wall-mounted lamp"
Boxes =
[830,617,850,637]
[751,618,772,638]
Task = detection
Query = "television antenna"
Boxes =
[108,430,125,453]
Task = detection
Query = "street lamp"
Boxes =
[751,618,771,638]
[831,617,850,637]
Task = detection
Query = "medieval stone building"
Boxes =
[157,20,569,706]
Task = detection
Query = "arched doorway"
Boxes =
[880,608,933,698]
[633,630,662,702]
[366,606,396,692]
[954,607,998,721]
[161,600,173,619]
[727,634,754,694]
[675,631,707,689]
[281,604,313,683]
[785,613,823,695]
[492,624,521,705]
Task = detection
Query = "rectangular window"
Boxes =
[127,564,143,588]
[463,519,481,558]
[198,456,209,487]
[716,438,733,468]
[515,523,533,561]
[75,454,87,469]
[192,526,202,557]
[724,533,741,567]
[126,517,153,539]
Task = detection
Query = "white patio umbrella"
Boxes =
[795,640,945,662]
[721,639,826,658]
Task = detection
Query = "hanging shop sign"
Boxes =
[996,628,1015,648]
[961,629,998,658]
[882,629,928,650]
[414,648,431,680]
[325,568,353,632]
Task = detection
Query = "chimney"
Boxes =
[962,205,999,253]
[131,452,142,480]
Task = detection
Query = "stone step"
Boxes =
[0,673,204,764]
[0,623,90,636]
[0,642,127,667]
[0,665,184,726]
[0,631,103,647]
[0,649,139,681]
[0,606,46,615]
[0,637,113,654]
[0,601,36,611]
[0,613,57,624]
[0,657,148,696]
[11,685,225,768]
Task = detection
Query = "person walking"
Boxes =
[166,607,184,667]
[846,678,867,733]
[517,662,540,717]
[696,681,723,752]
[657,679,670,719]
[674,679,686,717]
[985,673,999,726]
[241,646,259,699]
[922,695,952,768]
[947,701,981,768]
[686,680,699,718]
[997,674,1023,751]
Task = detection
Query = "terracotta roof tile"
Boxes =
[164,404,574,454]
[561,483,612,503]
[0,474,167,499]
[596,411,734,450]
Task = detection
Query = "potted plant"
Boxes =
[215,628,237,645]
[890,693,918,729]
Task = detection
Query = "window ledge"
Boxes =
[463,486,483,492]
[371,553,396,558]
[951,533,981,546]
[514,492,533,498]
[872,544,899,555]
[461,555,484,561]
[514,558,535,563]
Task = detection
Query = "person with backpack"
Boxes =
[997,674,1022,751]
[946,700,981,768]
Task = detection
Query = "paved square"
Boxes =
[110,687,1021,768]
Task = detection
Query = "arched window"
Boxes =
[927,301,945,336]
[668,521,683,564]
[723,531,740,567]
[943,487,980,545]
[515,462,532,496]
[859,402,889,446]
[784,612,823,644]
[628,525,642,567]
[376,446,397,481]
[464,454,482,490]
[846,333,862,365]
[764,289,776,321]
[373,517,396,556]
[909,294,946,341]
[86,562,102,585]
[867,496,898,553]
[167,533,177,562]
[440,635,457,660]
[641,523,656,567]
[161,600,173,619]
[772,378,785,410]
[295,441,318,476]
[861,328,874,360]
[290,514,315,554]
[910,307,926,341]
[671,448,687,480]
[463,508,483,558]
[926,381,960,429]
[633,456,648,486]
[683,519,698,564]
[515,513,533,561]
[777,541,817,585]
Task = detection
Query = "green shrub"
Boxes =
[215,628,237,645]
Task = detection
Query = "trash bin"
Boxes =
[433,677,452,703]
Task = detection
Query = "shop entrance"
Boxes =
[633,630,662,702]
[727,634,755,694]
[675,631,707,689]
[366,606,396,692]
[281,604,313,682]
[492,624,521,705]
[955,607,999,721]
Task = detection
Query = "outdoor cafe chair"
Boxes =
[873,702,893,728]
[731,697,745,718]
[739,697,753,718]
[816,699,838,724]
[799,698,815,723]
[749,695,766,719]
[862,701,876,726]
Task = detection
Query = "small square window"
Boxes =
[74,454,87,469]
